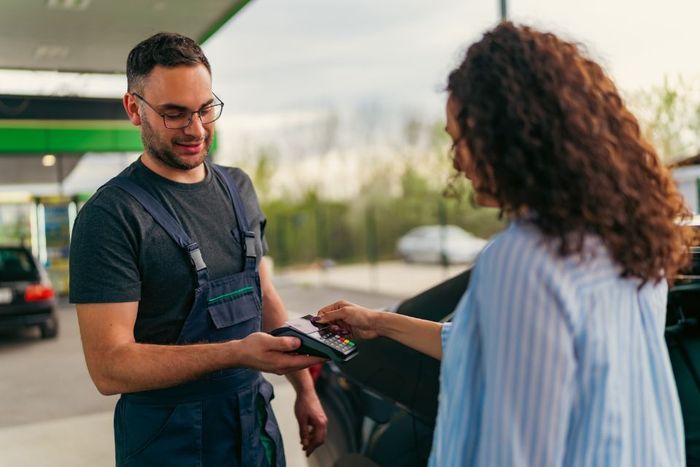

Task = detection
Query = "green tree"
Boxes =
[629,76,700,162]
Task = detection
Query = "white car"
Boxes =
[397,225,488,265]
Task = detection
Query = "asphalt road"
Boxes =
[0,279,400,466]
[0,299,115,429]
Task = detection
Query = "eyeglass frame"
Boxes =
[131,91,225,129]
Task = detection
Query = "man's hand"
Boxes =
[256,257,327,455]
[237,332,326,374]
[294,387,327,456]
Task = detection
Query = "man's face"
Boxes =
[136,64,215,171]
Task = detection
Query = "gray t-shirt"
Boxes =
[69,158,268,344]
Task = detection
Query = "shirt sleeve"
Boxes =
[474,251,576,466]
[69,190,142,304]
[441,322,453,349]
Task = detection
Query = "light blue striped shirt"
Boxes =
[429,221,684,467]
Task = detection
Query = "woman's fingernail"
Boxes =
[310,316,320,322]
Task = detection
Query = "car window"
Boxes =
[446,225,467,236]
[0,249,38,282]
[409,227,431,239]
[395,268,472,322]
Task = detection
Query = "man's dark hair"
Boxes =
[126,32,211,92]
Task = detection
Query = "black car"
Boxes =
[0,246,58,339]
[310,252,700,467]
[308,269,470,467]
[666,245,700,466]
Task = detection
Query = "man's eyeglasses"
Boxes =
[131,92,224,129]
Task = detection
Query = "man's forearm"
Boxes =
[286,367,315,393]
[90,339,241,395]
[78,297,323,398]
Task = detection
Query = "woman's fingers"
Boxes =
[317,300,355,317]
[315,307,348,324]
[315,301,381,340]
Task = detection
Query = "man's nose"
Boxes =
[183,113,207,138]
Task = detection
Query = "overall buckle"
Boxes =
[186,243,207,271]
[243,232,256,259]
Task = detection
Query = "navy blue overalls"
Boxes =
[107,165,285,467]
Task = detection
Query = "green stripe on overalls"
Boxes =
[207,286,254,304]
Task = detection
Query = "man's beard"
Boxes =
[141,116,211,171]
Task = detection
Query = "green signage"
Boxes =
[0,120,142,153]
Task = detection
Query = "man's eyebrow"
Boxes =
[158,98,215,111]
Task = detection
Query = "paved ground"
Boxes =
[0,261,466,466]
[277,260,466,299]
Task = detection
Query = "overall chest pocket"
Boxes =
[206,277,262,342]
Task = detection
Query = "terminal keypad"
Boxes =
[317,327,355,355]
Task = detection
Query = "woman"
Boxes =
[316,22,696,466]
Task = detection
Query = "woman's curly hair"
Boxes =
[447,22,695,282]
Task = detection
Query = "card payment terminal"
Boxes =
[270,315,358,362]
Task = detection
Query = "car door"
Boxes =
[315,268,472,467]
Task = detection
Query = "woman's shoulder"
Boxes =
[479,221,553,267]
[478,221,628,314]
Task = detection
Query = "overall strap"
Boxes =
[210,165,258,272]
[107,176,210,286]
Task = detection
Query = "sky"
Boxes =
[206,0,700,177]
[1,0,699,194]
[203,0,699,115]
[3,0,698,115]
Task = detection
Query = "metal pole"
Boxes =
[276,214,288,267]
[438,200,449,272]
[500,0,508,21]
[56,154,64,197]
[366,205,379,292]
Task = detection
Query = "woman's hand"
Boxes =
[315,300,382,340]
[317,300,445,360]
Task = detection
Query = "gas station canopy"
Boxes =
[0,94,140,185]
[0,0,248,193]
[0,0,252,73]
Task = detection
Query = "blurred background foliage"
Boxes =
[251,115,505,268]
[236,76,700,269]
[628,75,700,163]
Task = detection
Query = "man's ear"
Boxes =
[123,93,142,126]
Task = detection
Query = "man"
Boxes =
[70,32,327,466]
